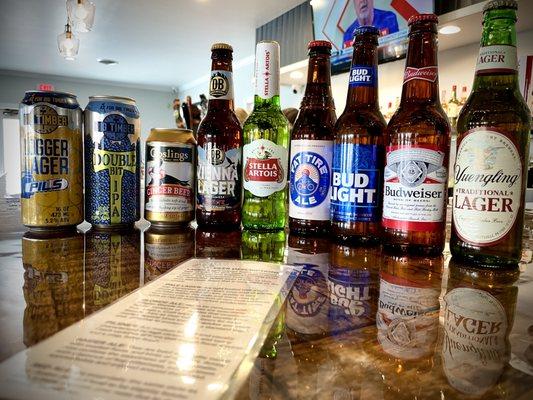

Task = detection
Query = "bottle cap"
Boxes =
[308,40,332,50]
[211,43,233,51]
[407,13,438,26]
[483,0,517,12]
[353,26,380,37]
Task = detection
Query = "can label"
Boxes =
[197,143,241,211]
[289,140,333,221]
[20,95,83,227]
[331,143,381,223]
[403,66,438,84]
[243,138,287,197]
[348,65,376,87]
[145,142,194,214]
[209,70,234,100]
[475,45,517,75]
[453,128,522,245]
[85,101,140,226]
[255,42,280,99]
[383,145,447,232]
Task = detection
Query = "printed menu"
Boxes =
[0,258,299,400]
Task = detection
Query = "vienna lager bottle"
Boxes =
[451,0,531,266]
[289,41,336,236]
[382,14,450,255]
[331,26,386,243]
[242,41,290,229]
[196,43,243,229]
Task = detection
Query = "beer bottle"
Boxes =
[331,26,386,244]
[196,43,243,229]
[289,41,336,236]
[382,14,450,255]
[451,0,531,266]
[242,41,290,230]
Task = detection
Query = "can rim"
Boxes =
[89,95,136,104]
[24,90,77,98]
[150,128,194,134]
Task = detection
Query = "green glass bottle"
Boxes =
[242,41,290,230]
[451,0,531,266]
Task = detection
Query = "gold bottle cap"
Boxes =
[211,43,233,51]
[483,0,518,13]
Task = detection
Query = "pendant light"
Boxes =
[57,22,80,60]
[66,0,96,33]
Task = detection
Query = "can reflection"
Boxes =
[241,229,286,262]
[85,227,141,313]
[22,229,84,346]
[195,228,242,259]
[144,226,194,283]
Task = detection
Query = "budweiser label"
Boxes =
[376,272,440,360]
[442,288,508,396]
[475,45,517,75]
[243,138,288,197]
[209,70,234,100]
[403,66,438,84]
[453,129,522,245]
[255,42,280,99]
[383,145,447,232]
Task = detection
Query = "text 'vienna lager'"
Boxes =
[451,0,531,266]
[196,43,243,229]
[242,41,289,230]
[382,14,451,255]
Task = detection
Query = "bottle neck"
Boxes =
[254,43,281,110]
[401,27,440,104]
[472,8,519,91]
[345,38,379,109]
[208,57,234,112]
[302,52,334,108]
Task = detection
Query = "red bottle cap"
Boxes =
[408,13,438,26]
[308,40,332,50]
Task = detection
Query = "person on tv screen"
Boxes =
[343,0,399,47]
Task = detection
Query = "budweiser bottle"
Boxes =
[451,0,531,266]
[382,14,451,255]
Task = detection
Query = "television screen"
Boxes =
[311,0,435,74]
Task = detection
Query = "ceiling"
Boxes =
[0,0,305,91]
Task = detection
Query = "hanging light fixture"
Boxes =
[57,22,80,60]
[66,0,96,33]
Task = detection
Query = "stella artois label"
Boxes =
[243,138,288,197]
[453,128,522,245]
[403,66,438,84]
[475,45,517,75]
[255,41,280,99]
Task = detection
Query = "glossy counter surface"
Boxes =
[0,196,532,399]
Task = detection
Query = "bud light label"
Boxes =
[331,143,381,223]
[289,140,333,221]
[348,65,376,87]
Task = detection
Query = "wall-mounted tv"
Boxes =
[311,0,435,74]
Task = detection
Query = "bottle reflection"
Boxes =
[144,226,194,283]
[22,229,84,346]
[241,229,286,262]
[195,228,242,259]
[85,228,141,313]
[441,258,519,398]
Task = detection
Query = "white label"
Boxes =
[383,146,447,232]
[209,70,234,100]
[376,273,440,360]
[289,139,333,221]
[453,129,522,245]
[442,288,508,396]
[243,139,288,197]
[0,259,300,400]
[475,45,518,75]
[255,42,280,99]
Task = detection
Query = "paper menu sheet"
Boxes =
[0,258,300,400]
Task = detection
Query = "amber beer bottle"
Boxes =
[196,43,243,229]
[451,0,531,266]
[289,41,336,235]
[331,26,386,243]
[382,14,450,255]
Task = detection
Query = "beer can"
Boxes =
[145,128,196,226]
[84,95,141,229]
[19,91,83,229]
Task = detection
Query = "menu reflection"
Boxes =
[441,258,519,398]
[22,229,84,346]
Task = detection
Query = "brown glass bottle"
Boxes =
[196,43,243,229]
[289,40,336,236]
[331,26,386,244]
[382,14,451,256]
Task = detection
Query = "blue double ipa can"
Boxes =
[84,96,141,229]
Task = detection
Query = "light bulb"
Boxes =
[75,3,88,19]
[64,39,74,50]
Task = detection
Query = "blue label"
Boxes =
[348,65,376,87]
[330,143,381,222]
[290,151,331,208]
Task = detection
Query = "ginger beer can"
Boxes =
[84,96,141,229]
[19,91,83,229]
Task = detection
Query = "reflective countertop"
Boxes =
[1,195,533,399]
